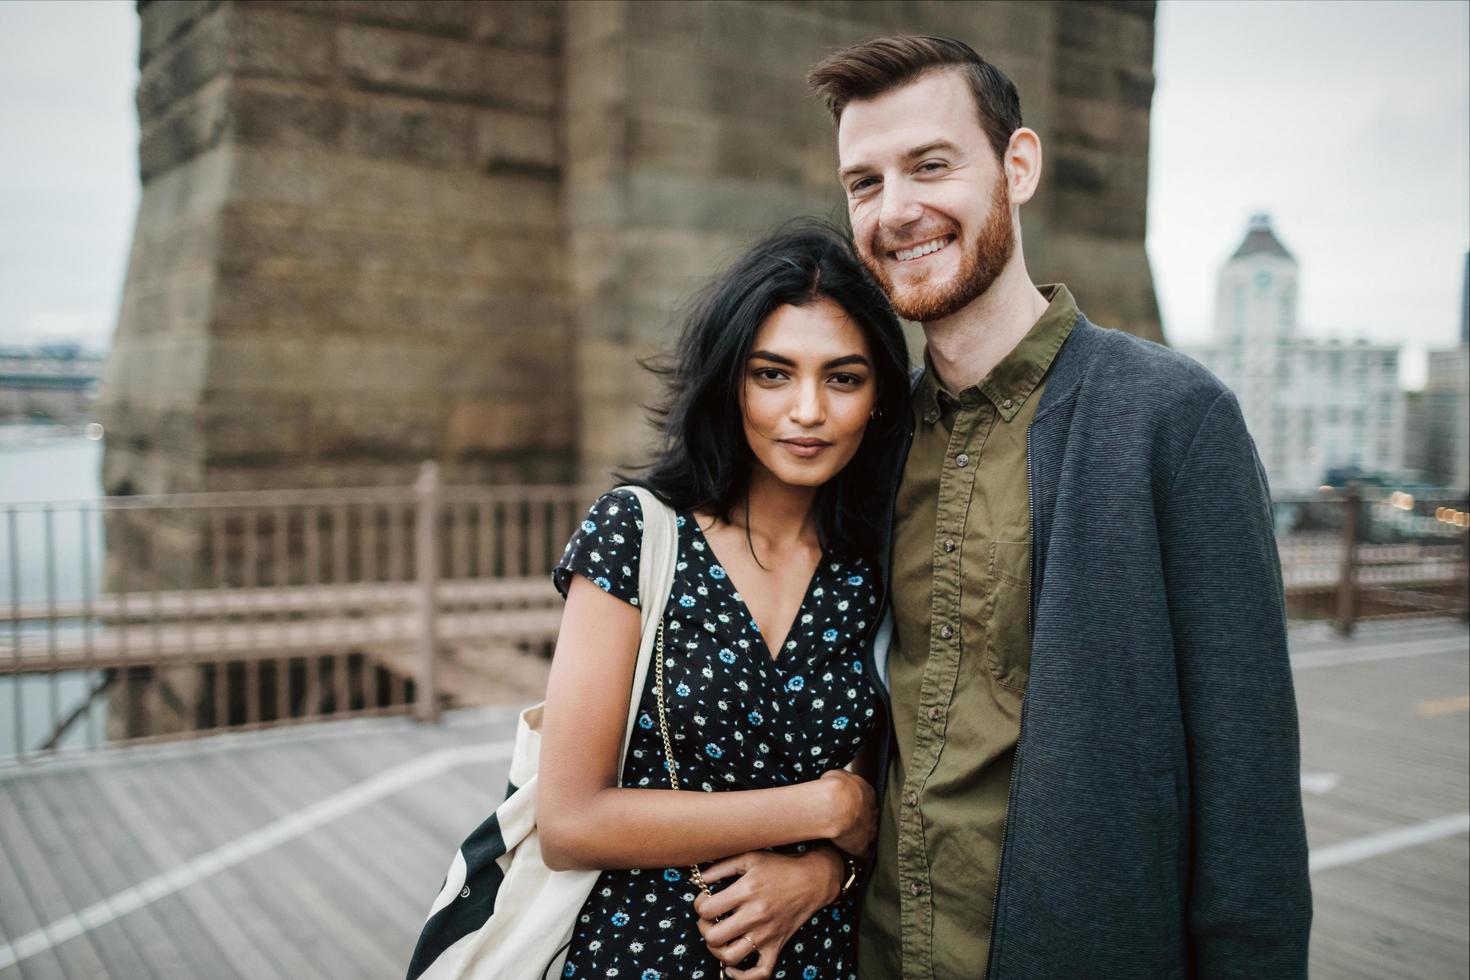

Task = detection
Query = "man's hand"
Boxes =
[693,848,845,979]
[819,768,877,856]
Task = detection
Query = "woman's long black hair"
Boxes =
[619,220,911,561]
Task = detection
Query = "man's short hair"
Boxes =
[806,35,1022,160]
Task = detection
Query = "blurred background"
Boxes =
[0,2,1465,979]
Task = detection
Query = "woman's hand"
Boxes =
[819,768,877,856]
[693,848,845,979]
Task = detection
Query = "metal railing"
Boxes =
[1274,487,1470,632]
[3,471,1465,763]
[1,463,593,762]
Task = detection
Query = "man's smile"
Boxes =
[888,234,956,263]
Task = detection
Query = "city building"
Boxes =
[1186,214,1404,493]
[1417,252,1470,488]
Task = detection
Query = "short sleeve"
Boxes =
[552,489,644,607]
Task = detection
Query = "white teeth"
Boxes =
[894,238,950,262]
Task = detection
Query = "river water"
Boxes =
[0,429,106,756]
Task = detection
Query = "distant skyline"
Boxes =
[0,1,1466,388]
[1148,0,1469,388]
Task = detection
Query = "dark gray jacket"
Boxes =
[867,316,1312,979]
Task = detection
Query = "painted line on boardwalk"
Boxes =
[1418,693,1470,717]
[0,741,513,971]
[1291,636,1468,671]
[1300,771,1340,795]
[1310,812,1470,872]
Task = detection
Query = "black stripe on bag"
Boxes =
[404,809,510,979]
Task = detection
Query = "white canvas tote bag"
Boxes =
[406,485,678,980]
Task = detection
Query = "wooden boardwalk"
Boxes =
[0,619,1465,979]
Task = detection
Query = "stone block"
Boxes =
[625,170,821,236]
[199,394,313,458]
[225,146,561,232]
[337,23,556,113]
[115,269,217,342]
[139,0,219,68]
[122,209,221,288]
[304,399,440,462]
[137,6,229,122]
[1055,56,1112,102]
[564,0,628,53]
[139,76,231,182]
[245,0,471,37]
[445,397,572,455]
[229,79,347,153]
[339,90,476,167]
[1115,65,1154,111]
[215,208,562,286]
[474,109,558,174]
[468,0,560,52]
[229,5,336,83]
[132,142,234,222]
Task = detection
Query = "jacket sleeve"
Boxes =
[1158,390,1313,979]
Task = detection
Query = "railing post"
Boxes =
[1335,485,1361,636]
[415,461,441,723]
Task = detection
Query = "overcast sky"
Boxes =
[1,0,1466,387]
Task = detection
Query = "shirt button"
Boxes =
[928,706,941,722]
[909,881,923,896]
[939,624,954,639]
[905,791,919,807]
[955,453,970,468]
[924,411,939,424]
[942,539,956,553]
[1003,398,1014,410]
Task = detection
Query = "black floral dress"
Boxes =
[551,489,881,980]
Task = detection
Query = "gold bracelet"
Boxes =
[837,854,860,900]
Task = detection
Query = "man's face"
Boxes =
[837,70,1015,323]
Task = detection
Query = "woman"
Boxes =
[538,222,910,980]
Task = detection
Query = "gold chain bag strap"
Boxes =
[651,619,715,897]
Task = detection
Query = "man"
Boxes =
[698,34,1311,980]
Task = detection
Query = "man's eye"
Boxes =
[849,177,878,194]
[918,160,946,173]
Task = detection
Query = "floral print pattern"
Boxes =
[551,490,879,978]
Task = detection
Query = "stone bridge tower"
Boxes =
[103,0,1161,498]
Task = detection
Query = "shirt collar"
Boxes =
[915,283,1079,425]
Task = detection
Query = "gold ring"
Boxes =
[744,934,759,954]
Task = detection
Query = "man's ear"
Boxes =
[1004,128,1043,206]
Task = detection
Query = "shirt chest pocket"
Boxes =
[980,539,1031,692]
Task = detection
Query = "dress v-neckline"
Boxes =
[687,517,826,663]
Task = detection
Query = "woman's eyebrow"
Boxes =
[748,350,871,369]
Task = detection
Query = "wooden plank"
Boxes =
[33,765,239,980]
[269,724,512,960]
[222,742,432,953]
[0,788,111,978]
[25,768,199,980]
[0,789,69,980]
[85,764,264,980]
[129,754,342,980]
[5,776,157,979]
[160,748,406,978]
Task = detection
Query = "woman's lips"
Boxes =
[780,439,831,458]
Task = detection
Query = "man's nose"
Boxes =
[878,179,924,233]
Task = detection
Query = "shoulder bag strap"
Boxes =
[613,485,678,783]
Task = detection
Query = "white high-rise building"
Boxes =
[1186,215,1404,493]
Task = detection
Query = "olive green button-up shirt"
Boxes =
[859,285,1078,979]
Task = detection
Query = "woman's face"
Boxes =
[741,298,878,490]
